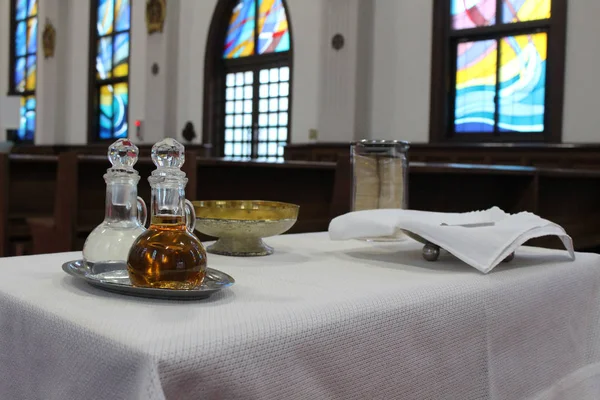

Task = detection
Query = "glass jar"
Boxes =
[127,138,207,289]
[82,139,148,267]
[350,139,410,211]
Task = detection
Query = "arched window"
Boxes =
[429,0,567,142]
[204,0,293,159]
[9,0,38,142]
[88,0,131,141]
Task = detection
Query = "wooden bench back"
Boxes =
[49,152,197,251]
[0,154,58,256]
[191,158,339,233]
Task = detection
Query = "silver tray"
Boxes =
[62,260,235,300]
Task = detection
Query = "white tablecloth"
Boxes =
[1,232,600,400]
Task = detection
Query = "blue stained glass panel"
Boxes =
[503,0,551,23]
[26,55,36,90]
[454,39,498,132]
[115,0,131,31]
[257,0,290,54]
[99,85,114,139]
[14,57,25,91]
[18,96,36,141]
[113,33,129,65]
[26,55,36,70]
[15,22,26,56]
[224,0,256,59]
[98,84,129,139]
[99,123,112,139]
[13,1,37,142]
[112,83,129,138]
[26,111,35,131]
[94,0,131,140]
[18,98,27,139]
[27,0,37,16]
[15,0,27,19]
[97,0,114,36]
[498,33,547,132]
[112,33,129,78]
[97,37,113,79]
[25,96,35,111]
[275,32,290,53]
[27,17,37,54]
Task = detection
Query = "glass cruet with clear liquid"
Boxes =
[127,138,207,290]
[82,139,148,267]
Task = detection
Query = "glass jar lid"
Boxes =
[105,139,141,179]
[351,139,410,152]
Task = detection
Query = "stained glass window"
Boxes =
[441,0,558,137]
[10,0,38,142]
[225,0,255,59]
[455,39,498,132]
[498,33,547,132]
[452,0,496,30]
[90,0,131,140]
[502,0,551,23]
[452,0,551,30]
[257,0,290,54]
[219,0,292,159]
[224,0,291,59]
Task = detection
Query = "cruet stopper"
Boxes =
[107,138,140,176]
[149,137,187,180]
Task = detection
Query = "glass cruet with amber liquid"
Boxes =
[127,138,207,289]
[82,139,148,268]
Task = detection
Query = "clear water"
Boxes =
[82,223,145,266]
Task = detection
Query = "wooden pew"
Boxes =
[189,158,339,234]
[0,154,58,256]
[29,154,339,253]
[24,151,218,253]
[11,143,213,158]
[285,142,600,170]
[17,149,600,254]
[28,153,159,253]
[409,163,538,213]
[331,156,600,251]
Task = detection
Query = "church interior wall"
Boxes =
[0,0,599,145]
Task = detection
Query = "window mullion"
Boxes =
[495,0,504,135]
[449,37,457,139]
[252,67,260,159]
[111,4,117,138]
[96,86,102,141]
[254,0,259,56]
[494,38,501,135]
[496,0,503,25]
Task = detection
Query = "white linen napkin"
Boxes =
[328,207,575,273]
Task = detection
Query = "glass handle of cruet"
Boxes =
[137,196,148,227]
[184,200,196,233]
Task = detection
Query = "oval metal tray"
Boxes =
[62,260,235,300]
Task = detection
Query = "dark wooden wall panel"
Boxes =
[284,142,600,171]
[2,150,600,256]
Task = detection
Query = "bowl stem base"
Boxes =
[207,237,274,257]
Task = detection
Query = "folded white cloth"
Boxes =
[329,207,575,273]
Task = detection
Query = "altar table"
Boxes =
[1,232,600,400]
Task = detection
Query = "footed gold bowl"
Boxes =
[193,200,299,256]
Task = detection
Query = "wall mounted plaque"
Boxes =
[146,0,166,34]
[42,19,56,59]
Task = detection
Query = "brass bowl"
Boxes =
[193,200,299,257]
